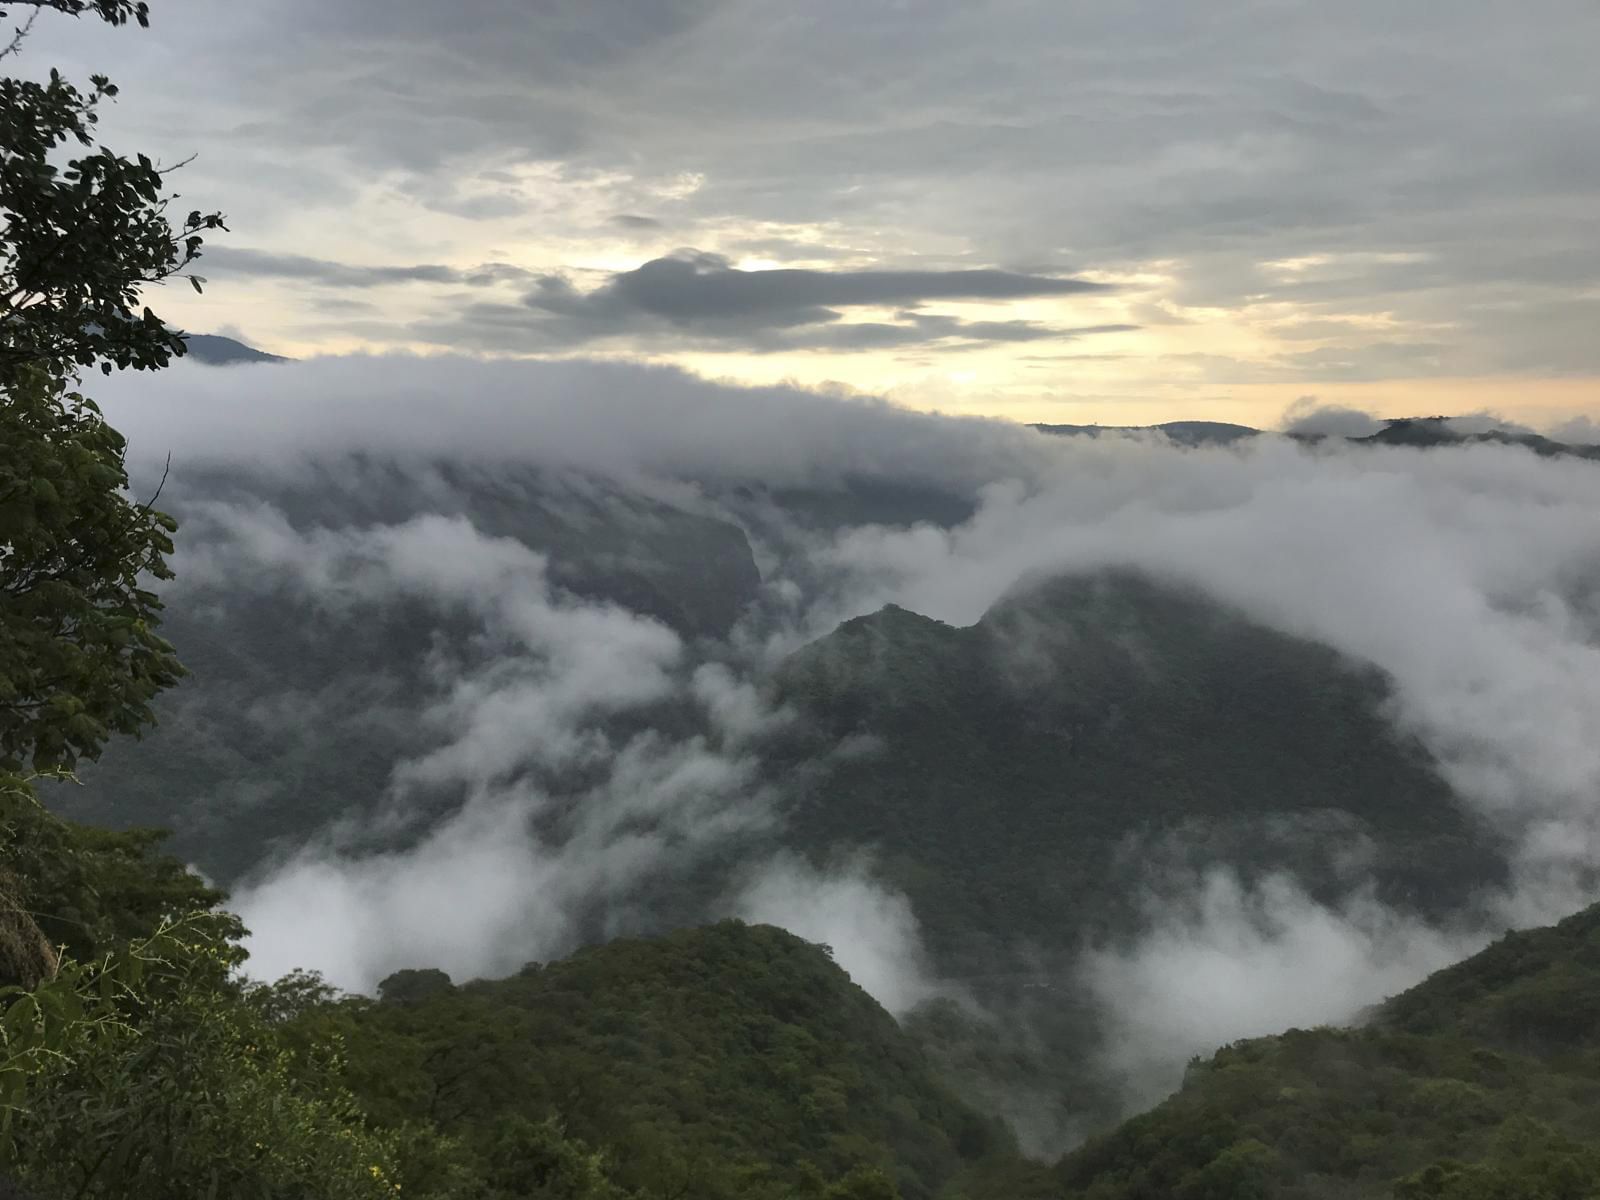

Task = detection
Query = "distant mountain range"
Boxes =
[1032,420,1260,446]
[177,334,1599,467]
[1036,415,1600,459]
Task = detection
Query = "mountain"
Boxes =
[180,333,289,365]
[36,447,1537,1162]
[773,571,1504,968]
[761,570,1509,1142]
[1035,416,1600,461]
[50,460,764,878]
[1053,901,1600,1198]
[300,920,1023,1200]
[1353,416,1600,461]
[1033,421,1260,447]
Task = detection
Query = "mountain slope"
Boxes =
[773,570,1505,968]
[297,921,1019,1200]
[1053,902,1600,1199]
[50,460,764,877]
[181,333,289,365]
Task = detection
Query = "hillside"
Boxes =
[1355,417,1600,460]
[773,570,1505,967]
[180,333,290,365]
[293,921,1023,1200]
[49,460,765,877]
[1053,902,1600,1199]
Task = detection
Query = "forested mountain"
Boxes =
[15,782,1600,1199]
[775,570,1504,964]
[291,921,1021,1200]
[1054,902,1600,1199]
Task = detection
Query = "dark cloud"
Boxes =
[611,214,665,229]
[204,247,532,290]
[410,302,1134,358]
[526,250,1108,324]
[397,252,1124,353]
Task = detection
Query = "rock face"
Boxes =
[0,869,58,991]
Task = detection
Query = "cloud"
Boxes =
[1081,869,1478,1110]
[1549,414,1600,445]
[414,251,1121,352]
[102,353,1056,491]
[733,854,944,1016]
[196,500,777,992]
[1280,395,1383,437]
[203,246,532,289]
[87,353,1600,1117]
[33,0,1600,380]
[611,213,664,229]
[530,252,1110,322]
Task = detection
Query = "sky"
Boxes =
[27,0,1600,426]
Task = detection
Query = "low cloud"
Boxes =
[734,854,944,1015]
[1280,395,1383,437]
[87,354,1600,1111]
[204,246,533,289]
[1549,414,1600,445]
[1081,869,1479,1110]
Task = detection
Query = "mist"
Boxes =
[91,353,1600,1136]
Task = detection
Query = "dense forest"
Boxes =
[17,779,1600,1197]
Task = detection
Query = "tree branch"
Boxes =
[0,8,38,59]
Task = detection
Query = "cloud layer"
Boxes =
[86,354,1600,1132]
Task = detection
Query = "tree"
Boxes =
[0,0,223,774]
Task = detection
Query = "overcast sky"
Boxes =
[28,0,1600,426]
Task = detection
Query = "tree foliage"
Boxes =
[1054,902,1600,1200]
[1,914,406,1199]
[0,369,182,773]
[284,922,1017,1200]
[1,0,221,774]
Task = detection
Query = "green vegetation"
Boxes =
[282,921,1022,1199]
[1053,904,1600,1199]
[1,780,404,1197]
[1,0,228,779]
[5,772,1020,1197]
[775,571,1504,970]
